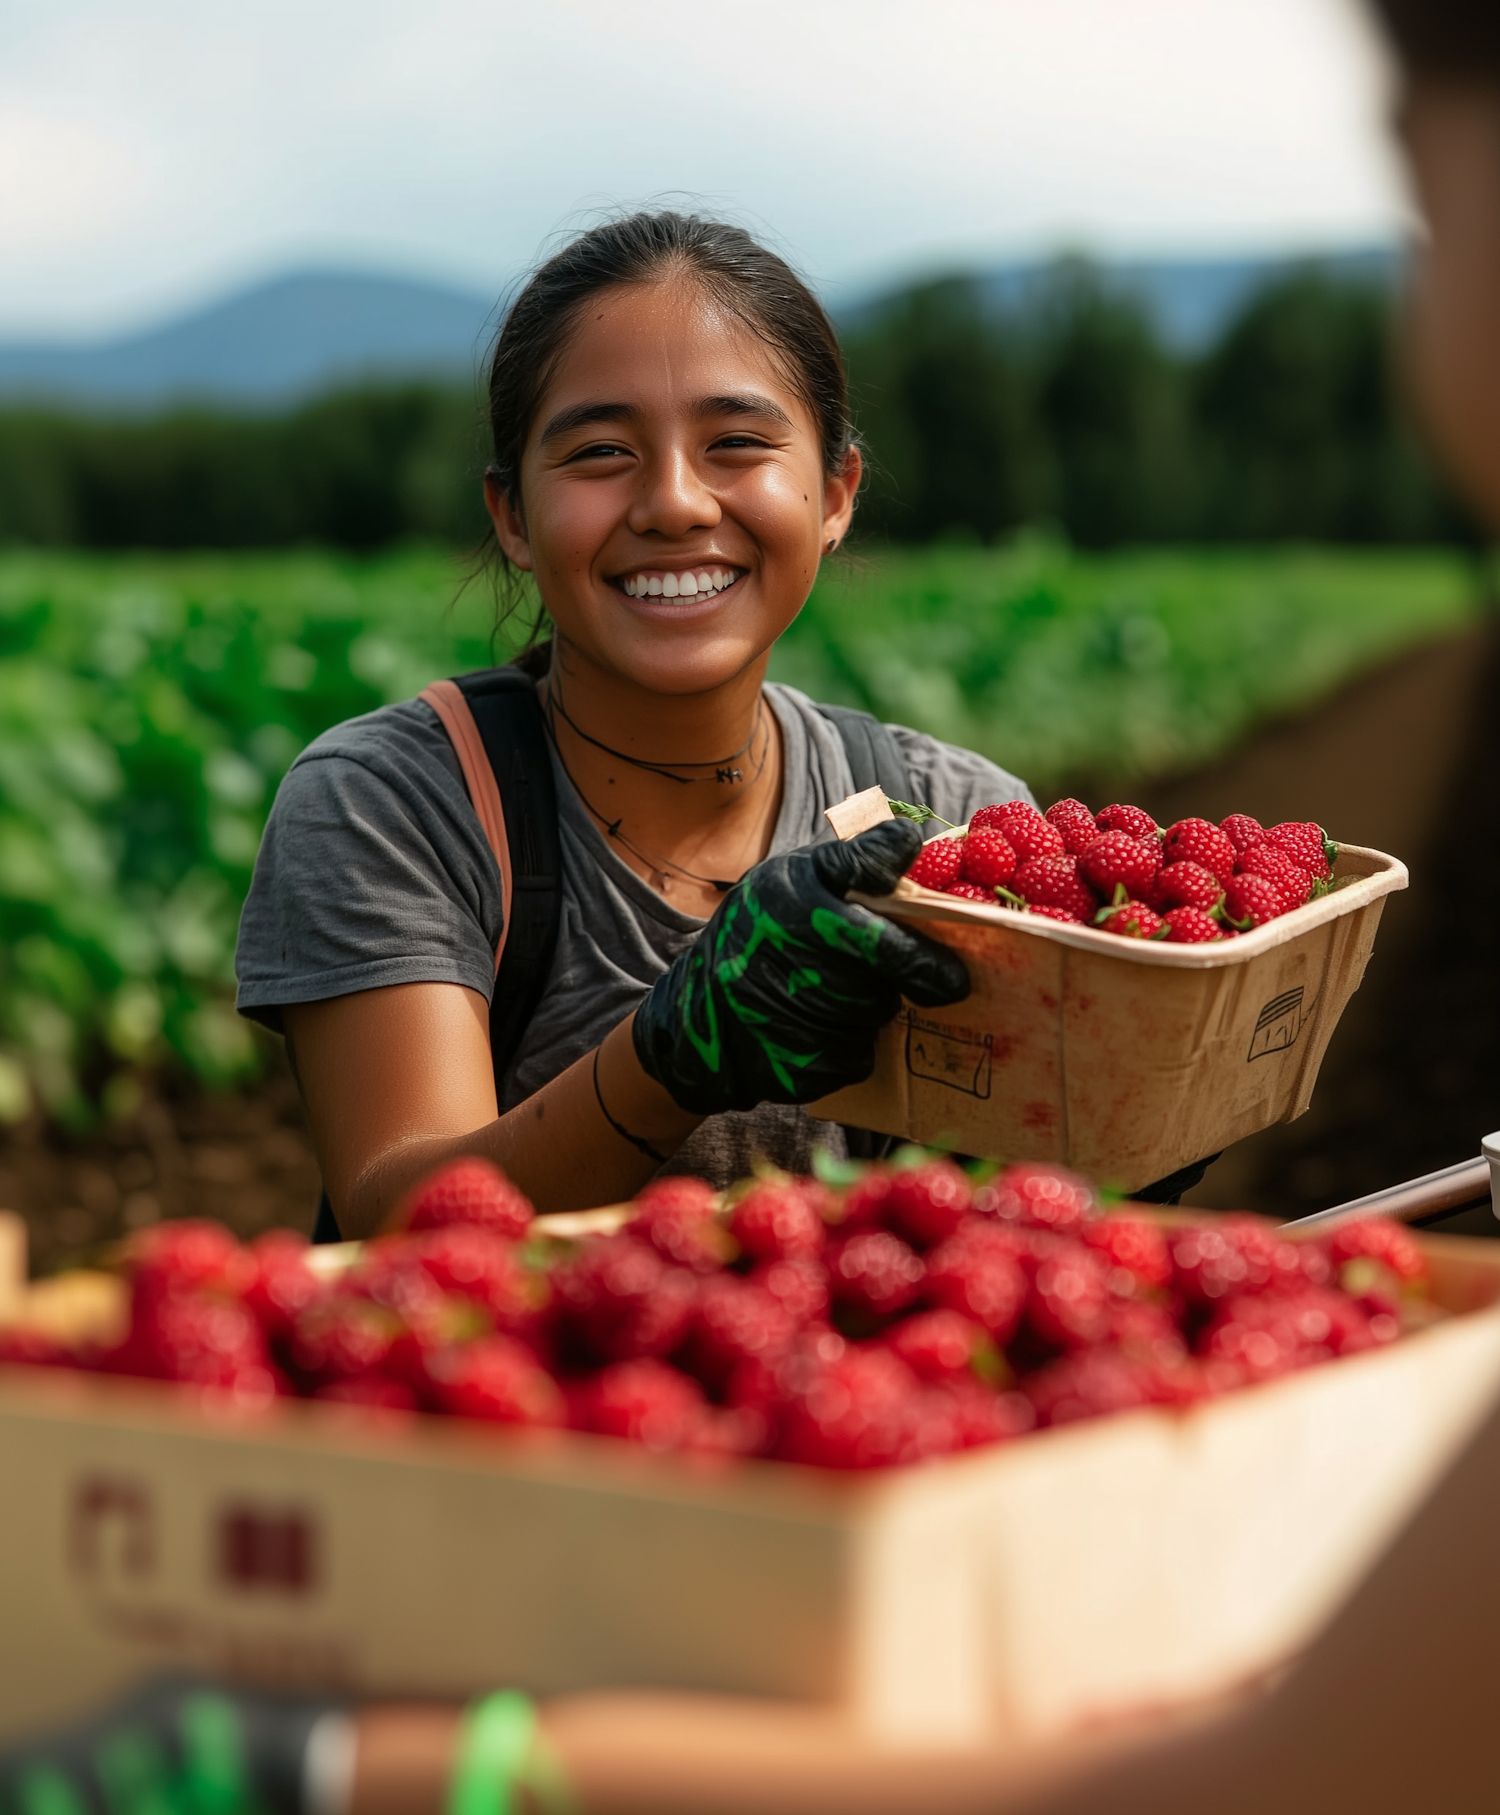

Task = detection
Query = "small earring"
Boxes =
[826,538,836,552]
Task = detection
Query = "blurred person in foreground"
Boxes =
[7,2,1500,1810]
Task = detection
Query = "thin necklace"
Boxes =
[542,692,773,896]
[547,673,765,785]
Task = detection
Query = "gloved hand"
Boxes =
[633,819,970,1114]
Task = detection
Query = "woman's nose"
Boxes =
[627,445,721,539]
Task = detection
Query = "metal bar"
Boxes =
[1285,1156,1494,1230]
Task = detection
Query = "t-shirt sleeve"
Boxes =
[886,725,1038,827]
[234,702,504,1031]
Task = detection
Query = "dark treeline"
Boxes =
[0,262,1475,551]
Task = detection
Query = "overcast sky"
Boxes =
[0,0,1406,339]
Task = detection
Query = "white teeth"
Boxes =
[696,570,712,592]
[647,576,663,595]
[625,577,638,596]
[678,572,698,596]
[624,568,739,596]
[661,574,680,598]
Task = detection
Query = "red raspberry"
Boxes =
[0,1327,72,1368]
[1023,1346,1159,1427]
[404,1158,533,1239]
[1161,817,1235,885]
[883,1159,972,1248]
[885,1309,991,1382]
[316,1374,418,1412]
[922,1236,1026,1341]
[1013,854,1099,921]
[130,1291,273,1388]
[630,1176,728,1274]
[1163,905,1222,943]
[1027,1246,1112,1349]
[1095,804,1159,840]
[1327,1216,1427,1286]
[752,1254,830,1324]
[836,1169,894,1229]
[574,1359,707,1451]
[411,1223,541,1326]
[1155,861,1221,910]
[684,1275,796,1390]
[906,837,964,891]
[428,1334,563,1425]
[972,801,1064,861]
[934,1377,1036,1448]
[1106,1297,1188,1365]
[287,1295,399,1385]
[1170,1216,1310,1305]
[1024,904,1079,924]
[130,1219,253,1305]
[1220,813,1265,855]
[244,1230,321,1340]
[1237,846,1313,910]
[1262,821,1334,881]
[945,881,999,902]
[345,1239,448,1325]
[730,1181,826,1261]
[1081,1215,1172,1291]
[981,1162,1097,1233]
[554,1233,698,1362]
[1221,872,1283,930]
[1096,898,1167,940]
[827,1229,926,1320]
[775,1345,924,1469]
[1045,798,1102,855]
[1079,831,1161,900]
[1200,1297,1310,1381]
[960,826,1018,890]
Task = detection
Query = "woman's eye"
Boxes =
[712,434,769,451]
[568,441,631,462]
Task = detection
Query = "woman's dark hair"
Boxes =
[478,210,854,657]
[1370,0,1500,77]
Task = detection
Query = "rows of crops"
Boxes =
[0,542,1483,1126]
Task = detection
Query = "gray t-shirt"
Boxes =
[236,683,1033,1187]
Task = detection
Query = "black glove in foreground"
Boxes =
[633,819,970,1115]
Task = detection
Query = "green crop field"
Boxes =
[0,541,1485,1124]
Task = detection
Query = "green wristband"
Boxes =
[447,1692,536,1815]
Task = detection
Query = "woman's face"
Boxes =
[1398,80,1500,523]
[488,278,860,698]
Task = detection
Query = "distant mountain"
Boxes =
[0,270,498,409]
[0,250,1401,411]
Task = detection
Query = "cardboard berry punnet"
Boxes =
[815,790,1408,1190]
[2,1201,1500,1751]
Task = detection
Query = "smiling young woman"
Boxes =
[233,214,1034,1235]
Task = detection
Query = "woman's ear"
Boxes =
[484,473,536,572]
[821,444,863,554]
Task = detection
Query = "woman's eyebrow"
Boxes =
[539,400,636,444]
[697,393,794,428]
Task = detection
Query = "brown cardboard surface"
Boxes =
[812,843,1406,1187]
[1,1230,1496,1749]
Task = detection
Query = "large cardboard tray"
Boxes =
[812,811,1406,1189]
[0,1224,1496,1751]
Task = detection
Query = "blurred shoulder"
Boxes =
[886,724,1036,825]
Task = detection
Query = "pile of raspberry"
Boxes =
[0,1154,1429,1472]
[904,799,1339,943]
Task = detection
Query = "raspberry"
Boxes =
[315,1375,418,1412]
[1023,1346,1160,1427]
[827,1229,926,1320]
[752,1254,830,1324]
[982,1162,1097,1233]
[774,1345,924,1469]
[427,1335,565,1426]
[1170,1216,1310,1305]
[885,1308,991,1381]
[922,1235,1026,1341]
[883,1159,972,1248]
[574,1359,707,1451]
[945,881,998,901]
[1262,821,1334,881]
[288,1296,399,1385]
[906,837,964,891]
[1327,1216,1427,1286]
[1237,846,1313,910]
[1012,854,1099,921]
[1081,1215,1173,1291]
[1200,1297,1312,1381]
[130,1219,253,1305]
[1221,873,1283,930]
[1045,798,1102,855]
[411,1224,547,1338]
[630,1176,729,1274]
[1024,904,1079,923]
[684,1275,796,1390]
[1105,1297,1188,1366]
[125,1291,272,1388]
[404,1158,534,1239]
[554,1233,698,1362]
[729,1181,826,1261]
[1096,898,1167,940]
[1220,813,1265,856]
[1155,861,1222,910]
[0,1327,71,1368]
[836,1170,894,1229]
[961,827,1018,890]
[345,1239,448,1325]
[1095,804,1159,840]
[1079,831,1161,900]
[1027,1247,1112,1349]
[1161,817,1235,885]
[971,801,1064,862]
[244,1230,322,1339]
[932,1377,1036,1448]
[1163,905,1222,943]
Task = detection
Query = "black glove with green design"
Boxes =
[632,819,971,1114]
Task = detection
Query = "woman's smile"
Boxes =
[616,564,746,601]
